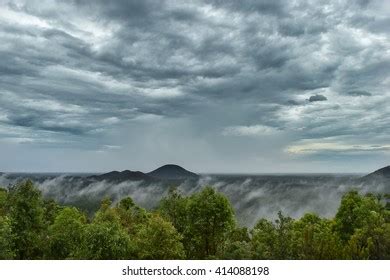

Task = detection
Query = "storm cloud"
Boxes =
[0,0,389,173]
[309,94,328,102]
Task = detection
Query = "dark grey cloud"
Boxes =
[309,95,328,102]
[347,90,372,97]
[208,0,288,17]
[286,100,301,106]
[0,0,389,173]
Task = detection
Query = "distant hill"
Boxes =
[86,164,199,182]
[363,166,390,180]
[88,170,152,183]
[147,164,199,180]
[0,164,199,184]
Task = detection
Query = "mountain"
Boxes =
[147,164,199,180]
[363,166,390,180]
[86,164,199,182]
[88,170,152,182]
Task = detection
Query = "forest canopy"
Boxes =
[0,180,389,260]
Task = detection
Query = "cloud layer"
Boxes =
[0,0,389,172]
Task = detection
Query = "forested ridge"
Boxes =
[0,180,389,260]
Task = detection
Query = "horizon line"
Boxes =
[0,170,368,175]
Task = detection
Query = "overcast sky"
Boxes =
[0,0,389,173]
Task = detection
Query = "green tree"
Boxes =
[93,197,121,224]
[0,216,15,259]
[384,194,390,211]
[335,191,384,242]
[0,188,8,217]
[274,211,294,259]
[158,187,189,234]
[218,227,251,259]
[47,207,86,259]
[185,187,236,259]
[7,180,46,259]
[43,198,62,227]
[346,212,390,259]
[115,197,148,235]
[291,213,343,259]
[334,191,389,259]
[77,198,135,260]
[251,212,294,259]
[251,218,277,259]
[221,241,252,259]
[135,214,185,259]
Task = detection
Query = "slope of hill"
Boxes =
[88,170,152,182]
[147,164,199,180]
[363,166,390,180]
[86,164,199,182]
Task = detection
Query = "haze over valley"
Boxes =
[1,164,389,227]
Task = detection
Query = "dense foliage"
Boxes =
[0,181,389,259]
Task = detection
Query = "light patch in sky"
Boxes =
[222,125,279,137]
[287,140,390,154]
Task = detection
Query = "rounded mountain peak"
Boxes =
[147,164,198,180]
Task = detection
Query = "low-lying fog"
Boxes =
[1,173,389,227]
